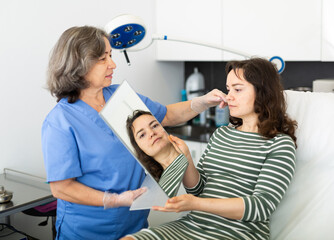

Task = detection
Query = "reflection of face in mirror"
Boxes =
[126,110,188,197]
[133,115,172,166]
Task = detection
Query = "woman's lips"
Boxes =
[152,137,161,145]
[105,73,113,78]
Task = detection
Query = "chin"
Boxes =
[104,79,112,86]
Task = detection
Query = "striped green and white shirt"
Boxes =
[131,126,296,240]
[159,154,189,198]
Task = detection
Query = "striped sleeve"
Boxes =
[185,131,216,196]
[158,154,189,197]
[241,135,296,222]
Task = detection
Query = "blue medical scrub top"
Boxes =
[42,85,167,240]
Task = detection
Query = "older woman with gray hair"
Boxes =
[42,26,226,239]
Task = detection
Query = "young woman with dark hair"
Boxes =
[226,58,297,144]
[122,58,297,240]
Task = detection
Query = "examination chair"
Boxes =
[148,90,334,239]
[270,90,334,239]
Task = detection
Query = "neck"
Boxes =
[80,88,105,110]
[154,144,180,170]
[239,115,259,133]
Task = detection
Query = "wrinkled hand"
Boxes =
[152,194,197,213]
[169,135,192,162]
[191,89,227,113]
[103,187,147,209]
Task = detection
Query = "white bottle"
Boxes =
[186,67,205,125]
[185,67,205,101]
[215,106,230,127]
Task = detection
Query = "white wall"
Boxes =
[0,0,183,178]
[0,1,183,237]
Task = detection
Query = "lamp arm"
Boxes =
[162,35,252,58]
[122,33,284,73]
[126,34,252,58]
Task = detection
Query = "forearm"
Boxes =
[156,194,245,220]
[162,101,197,126]
[50,178,104,206]
[195,197,244,220]
[183,160,200,188]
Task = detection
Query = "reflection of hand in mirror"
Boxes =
[126,110,188,197]
[168,135,192,163]
[103,187,147,209]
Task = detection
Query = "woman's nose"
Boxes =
[226,91,233,101]
[107,57,116,69]
[149,129,156,138]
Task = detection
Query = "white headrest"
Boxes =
[270,90,334,239]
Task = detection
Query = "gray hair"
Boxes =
[47,26,109,102]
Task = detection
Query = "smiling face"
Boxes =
[84,37,116,89]
[226,69,257,121]
[132,114,170,157]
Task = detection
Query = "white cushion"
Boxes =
[270,90,334,239]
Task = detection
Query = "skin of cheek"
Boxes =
[137,133,170,157]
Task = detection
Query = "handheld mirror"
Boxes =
[100,81,189,210]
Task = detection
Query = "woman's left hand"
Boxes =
[206,89,228,108]
[152,194,198,213]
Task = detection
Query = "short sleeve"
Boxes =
[42,120,82,182]
[138,93,167,123]
[103,84,167,123]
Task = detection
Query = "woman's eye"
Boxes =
[152,123,159,129]
[99,57,106,61]
[139,133,145,139]
[235,89,241,92]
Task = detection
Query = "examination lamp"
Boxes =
[105,14,285,73]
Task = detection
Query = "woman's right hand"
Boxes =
[103,187,147,209]
[169,135,192,162]
[169,135,200,188]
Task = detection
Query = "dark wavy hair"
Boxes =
[126,110,163,181]
[226,58,297,146]
[47,26,109,103]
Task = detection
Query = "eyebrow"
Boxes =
[135,119,157,137]
[149,119,158,126]
[226,83,244,88]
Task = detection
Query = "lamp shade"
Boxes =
[105,14,146,49]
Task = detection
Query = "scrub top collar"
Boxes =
[59,87,115,136]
